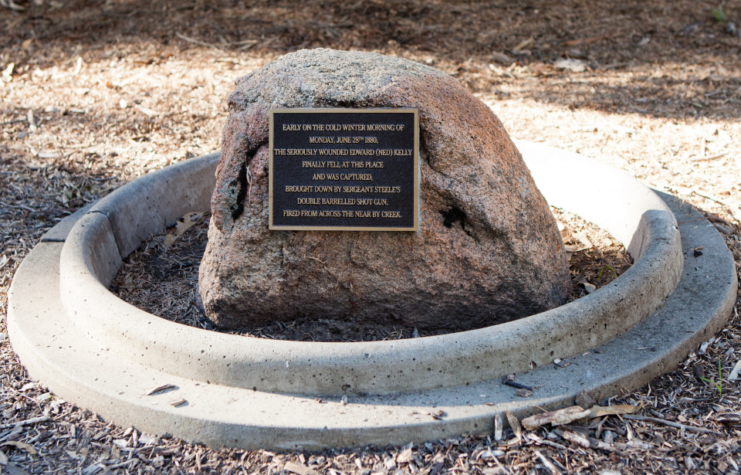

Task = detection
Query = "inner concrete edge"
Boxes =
[57,146,683,396]
[516,140,672,254]
[88,152,219,258]
[7,191,736,451]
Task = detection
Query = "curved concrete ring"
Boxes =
[8,142,737,450]
[54,143,684,396]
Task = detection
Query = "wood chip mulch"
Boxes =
[108,208,632,342]
[1,0,741,473]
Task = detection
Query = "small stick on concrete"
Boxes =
[143,384,177,396]
[622,415,719,434]
[501,378,533,391]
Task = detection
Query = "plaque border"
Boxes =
[268,108,420,232]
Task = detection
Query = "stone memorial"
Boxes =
[199,49,571,331]
[9,47,736,450]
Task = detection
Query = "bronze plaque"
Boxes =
[269,109,419,231]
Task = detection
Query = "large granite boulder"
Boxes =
[199,49,570,332]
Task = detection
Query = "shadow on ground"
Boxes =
[1,0,740,121]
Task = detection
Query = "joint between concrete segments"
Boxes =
[85,209,129,261]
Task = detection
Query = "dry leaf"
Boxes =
[1,63,14,83]
[164,212,204,246]
[136,105,159,117]
[138,433,159,446]
[573,231,593,249]
[0,450,7,465]
[575,390,596,409]
[564,244,581,252]
[505,411,522,438]
[113,439,129,449]
[1,441,37,455]
[512,37,534,53]
[396,448,413,464]
[553,358,571,368]
[554,58,587,73]
[698,339,713,355]
[561,430,591,448]
[284,461,321,475]
[169,397,187,407]
[494,413,503,441]
[430,409,445,420]
[490,52,513,65]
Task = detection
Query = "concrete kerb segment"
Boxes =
[7,142,738,450]
[56,144,683,397]
[89,151,219,258]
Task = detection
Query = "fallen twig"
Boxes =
[1,118,28,126]
[285,461,322,475]
[622,415,719,434]
[525,433,578,453]
[690,151,729,161]
[502,378,533,391]
[534,449,562,475]
[175,32,225,51]
[561,33,619,46]
[522,404,640,431]
[0,415,49,430]
[505,411,522,442]
[105,459,138,470]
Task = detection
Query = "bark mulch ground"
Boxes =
[109,209,632,342]
[1,0,741,474]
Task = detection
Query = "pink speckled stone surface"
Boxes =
[199,49,570,331]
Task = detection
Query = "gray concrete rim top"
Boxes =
[57,143,683,396]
